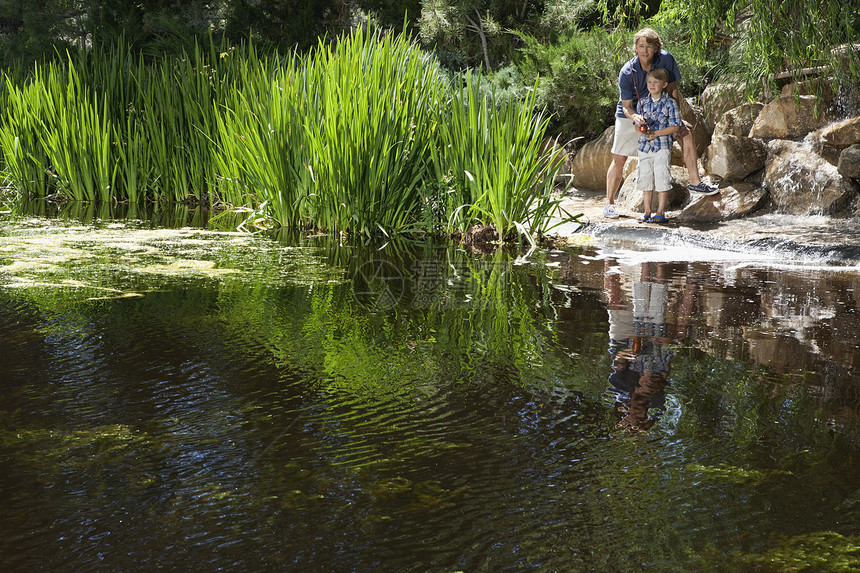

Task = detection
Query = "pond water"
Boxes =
[2,204,860,572]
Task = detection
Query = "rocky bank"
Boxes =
[553,70,860,256]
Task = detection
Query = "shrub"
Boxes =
[512,28,625,140]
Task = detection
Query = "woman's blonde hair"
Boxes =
[634,28,662,53]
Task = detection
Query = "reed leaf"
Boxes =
[214,54,316,226]
[32,60,116,201]
[431,75,572,240]
[0,74,52,197]
[303,27,443,237]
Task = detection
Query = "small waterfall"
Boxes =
[832,80,860,120]
[592,213,860,267]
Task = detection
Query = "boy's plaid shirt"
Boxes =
[637,93,681,153]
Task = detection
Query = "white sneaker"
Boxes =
[603,204,619,218]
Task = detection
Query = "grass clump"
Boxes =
[430,75,569,240]
[0,29,576,242]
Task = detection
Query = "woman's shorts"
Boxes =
[610,117,640,157]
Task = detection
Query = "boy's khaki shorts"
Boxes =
[636,148,672,192]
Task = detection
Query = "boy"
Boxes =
[634,67,681,223]
[604,28,717,219]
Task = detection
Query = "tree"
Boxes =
[660,0,860,93]
[419,0,549,69]
[0,1,230,61]
[224,0,355,52]
[361,0,421,34]
[0,0,80,61]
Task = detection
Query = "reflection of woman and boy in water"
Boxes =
[604,258,698,433]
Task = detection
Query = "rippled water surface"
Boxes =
[3,209,860,572]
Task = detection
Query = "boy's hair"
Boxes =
[647,67,669,84]
[634,28,662,53]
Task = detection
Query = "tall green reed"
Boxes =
[38,59,117,202]
[0,31,571,241]
[430,75,571,241]
[302,27,444,237]
[138,42,227,203]
[215,27,445,236]
[0,72,52,197]
[85,47,152,203]
[215,53,317,227]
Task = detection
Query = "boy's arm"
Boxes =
[645,99,681,139]
[646,125,680,139]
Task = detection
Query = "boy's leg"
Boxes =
[656,190,668,217]
[641,190,654,218]
[636,150,656,221]
[655,150,671,217]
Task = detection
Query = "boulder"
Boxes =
[704,134,768,183]
[540,135,577,188]
[831,43,860,72]
[677,183,768,223]
[677,96,712,159]
[780,78,836,100]
[701,82,748,132]
[818,116,860,149]
[765,140,859,215]
[616,165,690,213]
[749,95,830,140]
[838,144,860,179]
[713,102,765,137]
[567,126,614,190]
[623,156,638,179]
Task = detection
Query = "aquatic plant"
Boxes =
[302,27,443,238]
[0,30,573,241]
[137,41,230,204]
[38,59,117,202]
[430,75,571,241]
[0,74,52,197]
[218,27,444,235]
[215,52,317,226]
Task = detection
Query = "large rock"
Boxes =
[780,78,836,100]
[677,183,768,223]
[701,82,748,132]
[832,43,860,69]
[749,95,830,140]
[677,96,712,159]
[818,116,860,149]
[616,165,690,213]
[713,102,765,137]
[838,144,860,179]
[765,140,859,215]
[704,134,768,183]
[567,126,614,190]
